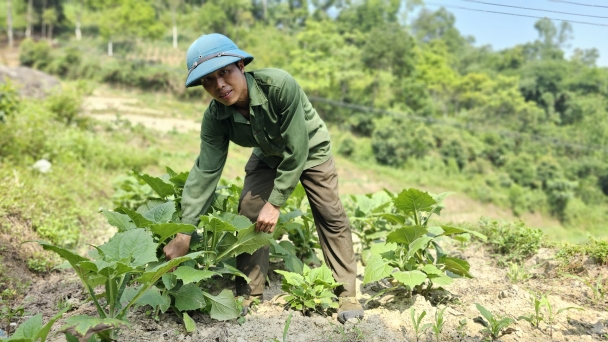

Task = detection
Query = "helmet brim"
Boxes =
[185,48,253,88]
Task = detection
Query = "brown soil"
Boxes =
[3,242,605,342]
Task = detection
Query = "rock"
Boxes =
[32,159,52,173]
[0,66,60,99]
[0,329,7,338]
[592,321,606,335]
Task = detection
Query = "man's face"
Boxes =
[200,62,248,107]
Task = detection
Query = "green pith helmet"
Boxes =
[185,33,254,88]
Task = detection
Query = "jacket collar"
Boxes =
[214,72,268,120]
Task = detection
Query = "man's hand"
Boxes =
[256,202,280,233]
[163,233,192,260]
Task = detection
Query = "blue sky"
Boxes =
[423,0,608,66]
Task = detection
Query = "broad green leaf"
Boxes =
[166,167,179,178]
[307,263,337,286]
[172,283,206,312]
[150,223,196,245]
[387,226,428,245]
[135,252,202,284]
[124,286,165,312]
[216,212,254,230]
[60,315,127,337]
[363,254,393,285]
[405,236,433,260]
[365,243,398,264]
[440,226,487,242]
[173,266,217,284]
[278,240,297,255]
[392,270,427,288]
[35,307,69,341]
[162,273,177,290]
[135,172,174,199]
[98,229,157,267]
[182,312,196,333]
[200,216,235,233]
[394,189,436,215]
[283,254,304,274]
[136,199,165,215]
[121,286,170,312]
[202,289,240,321]
[270,239,291,255]
[38,242,89,265]
[441,257,472,278]
[92,260,135,278]
[279,209,304,224]
[211,263,251,283]
[217,226,273,261]
[428,274,454,286]
[169,171,189,188]
[119,207,153,228]
[421,264,443,275]
[426,226,444,236]
[37,242,90,279]
[275,270,305,287]
[9,314,42,339]
[142,201,175,224]
[377,213,406,225]
[102,210,136,232]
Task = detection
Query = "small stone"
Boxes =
[32,159,52,173]
[498,290,510,299]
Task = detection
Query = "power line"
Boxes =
[463,0,608,19]
[425,1,608,27]
[550,0,608,9]
[307,96,608,154]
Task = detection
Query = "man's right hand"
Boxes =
[163,233,192,260]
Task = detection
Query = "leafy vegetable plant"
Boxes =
[37,228,202,341]
[345,191,393,250]
[104,169,274,324]
[362,189,486,297]
[474,303,516,341]
[275,263,342,316]
[0,308,68,342]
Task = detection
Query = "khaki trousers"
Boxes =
[235,155,357,297]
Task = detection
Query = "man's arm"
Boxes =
[257,74,309,233]
[165,111,228,259]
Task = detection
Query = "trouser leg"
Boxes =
[300,157,357,297]
[236,154,276,296]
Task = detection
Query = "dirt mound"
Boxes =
[0,65,60,98]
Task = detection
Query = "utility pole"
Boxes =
[6,0,13,48]
[25,0,33,38]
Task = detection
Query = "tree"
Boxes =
[98,0,165,56]
[42,7,57,40]
[412,7,472,55]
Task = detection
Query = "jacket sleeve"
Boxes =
[267,74,309,207]
[180,110,228,228]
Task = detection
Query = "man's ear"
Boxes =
[238,60,245,73]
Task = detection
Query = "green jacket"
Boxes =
[180,68,332,226]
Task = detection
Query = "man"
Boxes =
[163,33,364,323]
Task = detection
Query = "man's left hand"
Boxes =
[256,202,281,233]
